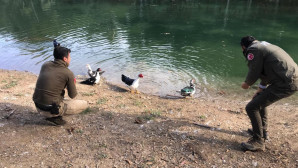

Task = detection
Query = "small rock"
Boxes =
[134,117,144,124]
[252,160,258,167]
[125,159,133,165]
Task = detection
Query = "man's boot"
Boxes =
[263,130,268,140]
[241,137,265,151]
[247,129,268,140]
[46,116,66,126]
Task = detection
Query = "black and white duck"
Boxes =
[86,64,104,78]
[121,74,144,93]
[80,65,105,85]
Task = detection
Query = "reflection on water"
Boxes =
[0,0,298,97]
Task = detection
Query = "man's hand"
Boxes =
[241,82,250,89]
[252,88,263,99]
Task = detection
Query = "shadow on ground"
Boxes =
[0,102,295,167]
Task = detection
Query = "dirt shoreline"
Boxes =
[0,69,297,167]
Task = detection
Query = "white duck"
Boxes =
[121,74,144,93]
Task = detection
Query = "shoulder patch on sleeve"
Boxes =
[247,53,254,61]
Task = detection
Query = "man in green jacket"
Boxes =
[33,41,88,125]
[240,36,298,151]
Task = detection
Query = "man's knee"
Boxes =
[245,102,258,115]
[64,99,88,114]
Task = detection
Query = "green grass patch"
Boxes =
[75,129,84,134]
[116,103,126,108]
[199,115,206,120]
[1,80,18,89]
[81,107,93,114]
[81,92,95,96]
[95,151,107,160]
[89,142,107,149]
[142,109,162,121]
[176,107,182,112]
[98,143,107,148]
[101,112,113,120]
[133,100,143,107]
[97,98,108,105]
[142,156,157,167]
[13,93,24,97]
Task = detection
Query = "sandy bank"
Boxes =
[0,69,297,167]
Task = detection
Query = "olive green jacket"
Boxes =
[244,40,298,91]
[33,59,77,105]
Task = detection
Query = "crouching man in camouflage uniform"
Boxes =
[240,36,298,151]
[33,41,88,125]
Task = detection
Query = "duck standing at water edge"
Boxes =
[121,74,144,94]
[180,79,196,97]
[80,64,105,85]
[86,64,101,78]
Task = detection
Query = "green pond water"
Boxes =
[0,0,297,98]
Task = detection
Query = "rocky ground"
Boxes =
[0,69,297,168]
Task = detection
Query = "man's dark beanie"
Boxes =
[240,36,256,48]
